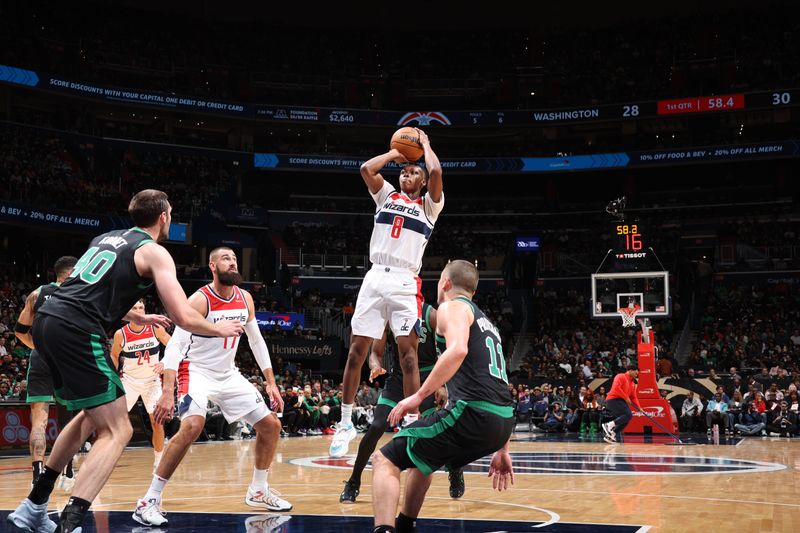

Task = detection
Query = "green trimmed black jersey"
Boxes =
[435,296,512,406]
[33,283,60,313]
[390,302,438,375]
[38,227,155,336]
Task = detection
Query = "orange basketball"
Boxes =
[390,127,424,162]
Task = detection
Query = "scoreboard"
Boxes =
[612,221,647,261]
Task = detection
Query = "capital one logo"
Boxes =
[2,411,29,444]
[639,388,655,395]
[634,406,665,417]
[397,112,452,126]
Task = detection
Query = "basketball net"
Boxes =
[617,304,642,328]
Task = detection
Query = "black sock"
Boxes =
[64,459,74,478]
[28,466,60,505]
[57,496,91,532]
[396,512,417,533]
[374,526,395,533]
[32,461,43,483]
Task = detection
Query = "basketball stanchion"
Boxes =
[633,405,698,446]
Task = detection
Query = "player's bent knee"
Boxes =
[254,413,281,435]
[181,416,206,439]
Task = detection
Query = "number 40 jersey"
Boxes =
[38,227,156,336]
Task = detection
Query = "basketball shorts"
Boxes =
[177,362,270,425]
[377,369,438,418]
[123,376,162,415]
[351,264,422,339]
[25,349,54,403]
[380,399,515,475]
[31,314,124,411]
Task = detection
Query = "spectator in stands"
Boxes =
[542,402,566,433]
[734,402,766,436]
[680,391,703,432]
[580,389,601,435]
[280,388,300,435]
[751,391,768,425]
[766,401,797,437]
[787,391,800,415]
[729,367,742,381]
[205,401,232,441]
[706,392,729,434]
[728,390,745,432]
[515,390,531,424]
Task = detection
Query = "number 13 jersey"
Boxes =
[369,181,444,273]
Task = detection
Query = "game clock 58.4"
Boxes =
[615,223,643,252]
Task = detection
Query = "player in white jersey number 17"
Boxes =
[330,128,444,458]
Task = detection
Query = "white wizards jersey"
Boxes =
[369,181,444,273]
[120,324,161,382]
[176,285,249,374]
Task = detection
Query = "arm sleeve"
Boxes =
[163,326,191,372]
[370,180,395,206]
[245,319,272,370]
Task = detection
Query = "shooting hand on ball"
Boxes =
[415,128,430,146]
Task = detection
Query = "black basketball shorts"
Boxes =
[25,349,55,403]
[380,399,515,475]
[32,314,125,410]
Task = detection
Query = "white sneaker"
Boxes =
[329,423,357,457]
[245,487,293,512]
[132,498,168,526]
[7,498,57,533]
[601,422,615,439]
[245,513,293,532]
[57,473,76,492]
[603,434,617,444]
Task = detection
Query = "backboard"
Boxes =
[590,271,670,319]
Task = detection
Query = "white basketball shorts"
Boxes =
[177,362,270,425]
[351,264,422,339]
[122,376,162,415]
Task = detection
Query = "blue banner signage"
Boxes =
[256,140,800,174]
[0,201,128,233]
[515,237,541,252]
[256,312,305,331]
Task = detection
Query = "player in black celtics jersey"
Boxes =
[339,302,465,504]
[14,256,78,489]
[9,190,245,533]
[371,260,515,533]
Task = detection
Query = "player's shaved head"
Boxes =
[209,247,235,262]
[443,260,479,294]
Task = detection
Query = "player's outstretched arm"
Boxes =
[360,148,405,195]
[417,129,442,202]
[13,289,38,349]
[387,300,471,426]
[135,243,243,338]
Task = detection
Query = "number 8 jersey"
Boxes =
[369,181,444,274]
[38,227,155,336]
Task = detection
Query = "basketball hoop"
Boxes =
[617,305,641,328]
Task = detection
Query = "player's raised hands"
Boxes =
[215,320,245,338]
[415,128,430,145]
[488,449,514,491]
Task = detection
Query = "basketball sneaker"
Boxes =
[245,487,293,512]
[7,498,57,533]
[603,435,617,444]
[339,479,360,504]
[448,469,465,498]
[601,422,616,440]
[57,472,76,492]
[245,514,292,533]
[132,498,168,526]
[329,422,357,457]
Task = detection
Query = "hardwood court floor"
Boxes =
[1,433,798,532]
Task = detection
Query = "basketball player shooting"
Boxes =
[110,299,172,470]
[330,129,443,458]
[133,247,291,527]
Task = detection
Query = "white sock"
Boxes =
[153,450,163,466]
[250,468,268,492]
[340,404,353,426]
[403,413,419,427]
[144,474,168,503]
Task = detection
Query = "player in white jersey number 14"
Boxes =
[110,299,172,470]
[330,128,444,458]
[132,247,291,527]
